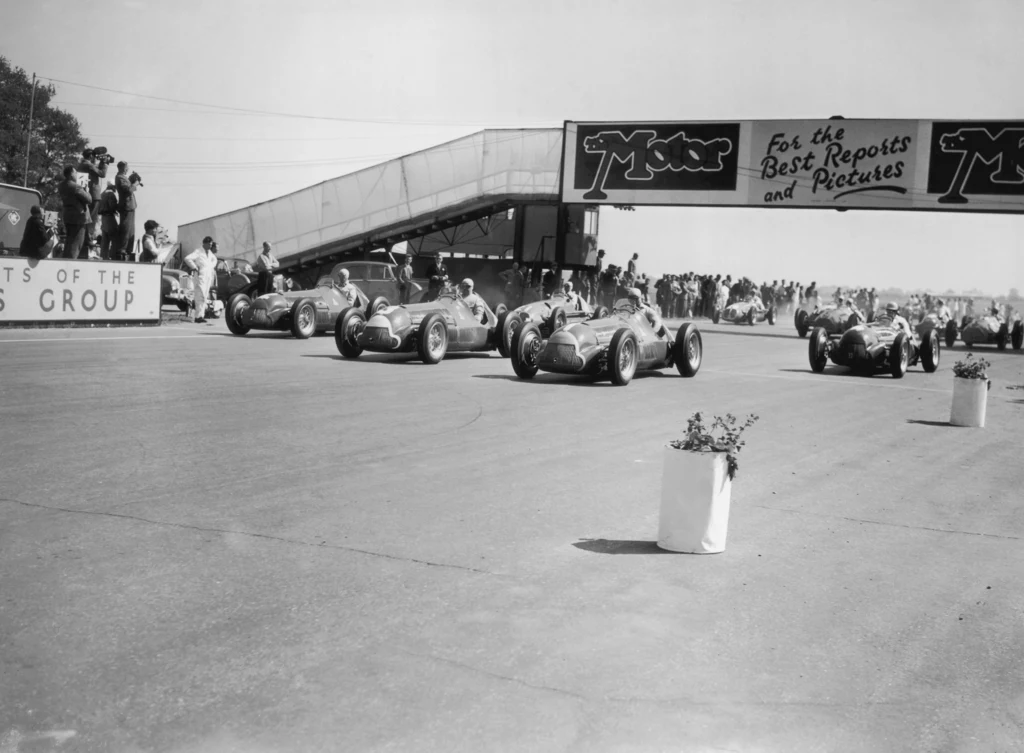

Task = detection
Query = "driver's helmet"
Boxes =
[563,281,573,293]
[459,278,474,294]
[844,298,855,308]
[337,268,350,283]
[885,302,899,314]
[626,288,644,305]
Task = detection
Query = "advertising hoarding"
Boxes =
[561,120,1024,213]
[0,258,161,324]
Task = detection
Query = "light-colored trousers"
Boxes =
[194,272,213,320]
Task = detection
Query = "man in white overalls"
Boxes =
[184,236,218,323]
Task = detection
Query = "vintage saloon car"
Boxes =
[712,298,777,326]
[334,284,499,363]
[794,303,862,338]
[225,273,388,339]
[808,319,940,378]
[957,312,1024,351]
[333,261,428,304]
[509,298,703,386]
[495,292,607,357]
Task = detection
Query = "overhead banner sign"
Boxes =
[0,258,161,324]
[561,120,1024,213]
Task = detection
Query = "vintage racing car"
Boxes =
[334,284,499,363]
[495,292,608,357]
[957,313,1024,351]
[509,298,702,386]
[794,303,862,338]
[712,298,776,326]
[915,312,961,348]
[225,273,389,339]
[808,320,940,378]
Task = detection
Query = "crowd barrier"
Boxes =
[0,257,161,326]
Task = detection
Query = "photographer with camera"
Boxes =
[115,160,143,261]
[78,148,114,249]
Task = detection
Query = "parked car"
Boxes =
[713,298,776,326]
[161,267,190,311]
[958,312,1023,351]
[213,257,260,301]
[509,297,702,386]
[808,320,939,378]
[495,292,605,357]
[334,284,499,363]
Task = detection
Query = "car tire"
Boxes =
[418,313,448,364]
[767,306,776,325]
[290,298,317,339]
[591,305,610,320]
[502,313,525,358]
[712,308,721,324]
[366,296,390,317]
[746,307,755,326]
[548,306,568,334]
[495,311,511,357]
[944,319,958,348]
[796,309,809,338]
[225,294,251,336]
[673,322,702,377]
[510,322,542,379]
[494,303,507,318]
[808,327,828,373]
[608,328,639,386]
[845,313,860,331]
[335,307,365,358]
[890,332,910,378]
[1013,321,1024,350]
[921,330,940,373]
[997,322,1009,351]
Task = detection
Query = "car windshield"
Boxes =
[437,284,460,300]
[612,298,637,314]
[316,276,336,288]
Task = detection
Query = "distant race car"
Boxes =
[958,313,1023,351]
[794,303,862,338]
[496,292,608,357]
[712,299,776,326]
[509,297,703,386]
[225,273,389,339]
[334,284,499,363]
[915,313,961,348]
[808,320,940,378]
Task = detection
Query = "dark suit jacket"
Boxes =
[58,178,92,225]
[115,172,138,212]
[20,215,50,257]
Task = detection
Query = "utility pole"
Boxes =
[23,73,37,188]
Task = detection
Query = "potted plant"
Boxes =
[950,353,992,428]
[658,412,759,554]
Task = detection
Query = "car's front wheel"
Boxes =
[366,296,390,317]
[335,307,365,358]
[795,309,809,338]
[890,333,910,378]
[711,308,721,324]
[226,294,251,336]
[808,327,828,373]
[418,313,449,364]
[290,298,317,339]
[608,328,639,386]
[510,322,542,379]
[921,330,940,373]
[767,306,776,325]
[1013,321,1024,350]
[944,319,958,348]
[997,322,1009,351]
[548,306,568,334]
[674,322,702,377]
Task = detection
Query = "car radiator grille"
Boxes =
[548,344,583,370]
[362,326,394,348]
[250,309,269,325]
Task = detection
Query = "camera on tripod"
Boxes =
[92,146,116,166]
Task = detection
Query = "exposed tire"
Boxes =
[796,309,809,338]
[225,294,251,336]
[746,307,756,326]
[366,296,390,317]
[944,319,958,348]
[501,314,525,358]
[510,322,542,379]
[495,311,511,357]
[548,306,568,333]
[494,303,508,318]
[845,313,860,331]
[591,305,610,320]
[417,313,448,364]
[290,298,317,339]
[712,308,721,324]
[334,307,365,358]
[921,330,940,373]
[808,327,828,373]
[673,322,702,377]
[1013,321,1024,350]
[608,328,639,386]
[767,306,776,325]
[997,322,1009,351]
[890,332,910,378]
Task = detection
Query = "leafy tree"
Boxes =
[0,56,87,211]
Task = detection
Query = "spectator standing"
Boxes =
[424,252,449,301]
[542,263,561,297]
[254,241,280,296]
[626,253,638,285]
[115,161,141,261]
[591,249,606,305]
[139,220,161,263]
[77,149,105,248]
[18,205,52,259]
[57,165,92,259]
[499,261,524,307]
[396,254,413,304]
[184,236,218,323]
[97,182,119,260]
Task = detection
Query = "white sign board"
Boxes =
[0,258,161,323]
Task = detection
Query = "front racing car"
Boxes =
[808,320,939,378]
[495,292,607,357]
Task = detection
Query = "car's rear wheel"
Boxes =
[674,322,702,377]
[495,311,511,357]
[366,296,390,317]
[712,308,721,324]
[418,313,448,364]
[494,303,507,319]
[334,307,365,358]
[226,294,251,336]
[944,320,958,348]
[1013,321,1024,350]
[746,307,755,326]
[921,330,940,373]
[890,333,910,378]
[795,309,809,338]
[548,306,568,333]
[845,313,860,330]
[808,327,828,373]
[997,322,1009,351]
[501,314,524,358]
[591,305,609,320]
[767,306,776,325]
[510,322,542,379]
[609,329,639,386]
[290,298,317,339]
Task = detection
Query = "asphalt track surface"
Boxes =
[2,315,1023,753]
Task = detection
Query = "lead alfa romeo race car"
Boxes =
[225,274,390,339]
[712,298,776,326]
[509,298,702,386]
[956,313,1023,351]
[794,303,862,338]
[496,292,609,357]
[808,319,940,378]
[334,284,500,363]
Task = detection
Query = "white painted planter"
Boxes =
[950,377,989,428]
[657,446,733,554]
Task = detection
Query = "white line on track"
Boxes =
[0,334,215,344]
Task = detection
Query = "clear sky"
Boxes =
[3,0,1022,296]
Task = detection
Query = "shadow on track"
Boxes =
[694,326,797,341]
[906,419,952,427]
[301,352,497,364]
[473,371,671,387]
[573,539,675,555]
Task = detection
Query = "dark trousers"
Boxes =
[399,284,410,304]
[257,270,273,296]
[118,211,135,259]
[64,224,87,259]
